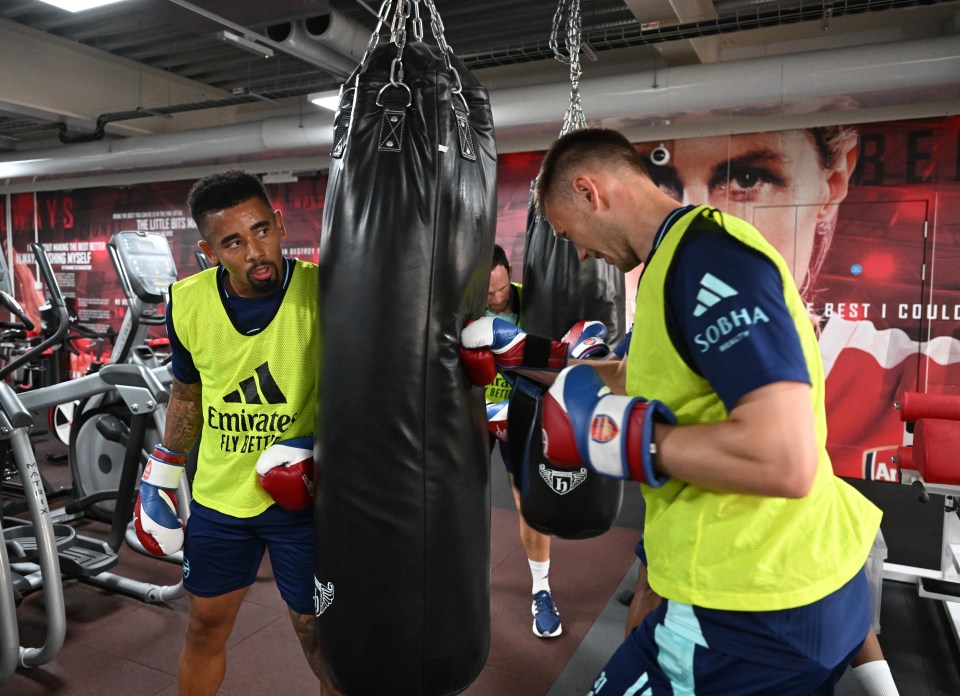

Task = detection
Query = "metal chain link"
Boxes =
[422,0,467,108]
[422,0,454,74]
[389,0,412,85]
[359,0,465,108]
[550,0,587,135]
[360,0,396,68]
[411,0,424,41]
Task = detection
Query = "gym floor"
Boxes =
[4,434,960,696]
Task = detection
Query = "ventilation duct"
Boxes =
[301,9,369,65]
[265,19,359,78]
[0,35,957,182]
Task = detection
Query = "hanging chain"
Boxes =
[387,0,413,86]
[360,0,396,69]
[411,0,424,41]
[550,0,586,135]
[421,0,466,107]
[422,0,457,75]
[359,0,465,107]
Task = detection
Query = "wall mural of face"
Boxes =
[639,129,857,296]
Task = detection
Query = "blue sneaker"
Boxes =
[531,590,562,638]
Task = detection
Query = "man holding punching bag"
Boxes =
[132,171,337,696]
[485,244,563,639]
[464,129,881,694]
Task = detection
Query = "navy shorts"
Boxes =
[182,500,315,615]
[591,569,870,695]
[490,435,516,475]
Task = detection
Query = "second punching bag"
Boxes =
[516,186,626,539]
[315,13,496,696]
[511,0,626,539]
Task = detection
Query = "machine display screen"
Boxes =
[111,232,178,304]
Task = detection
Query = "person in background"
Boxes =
[132,170,338,696]
[485,243,563,639]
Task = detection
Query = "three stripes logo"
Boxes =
[692,273,738,317]
[224,362,287,404]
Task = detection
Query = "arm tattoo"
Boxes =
[164,378,203,453]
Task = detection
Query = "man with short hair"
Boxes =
[133,170,337,695]
[467,128,882,694]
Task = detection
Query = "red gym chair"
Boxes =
[891,392,960,646]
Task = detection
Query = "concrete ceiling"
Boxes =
[0,0,957,187]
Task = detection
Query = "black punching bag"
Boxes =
[315,35,496,696]
[515,185,626,539]
[521,182,626,346]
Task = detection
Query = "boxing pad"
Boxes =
[507,375,622,539]
[913,419,960,485]
[256,436,314,511]
[316,31,494,696]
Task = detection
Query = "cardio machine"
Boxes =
[0,244,69,684]
[8,233,185,603]
[66,230,178,523]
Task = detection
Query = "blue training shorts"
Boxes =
[182,500,315,615]
[490,435,516,475]
[591,568,870,695]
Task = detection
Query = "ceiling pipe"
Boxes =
[0,34,957,182]
[301,9,370,65]
[264,20,360,79]
[162,0,347,77]
[0,114,332,180]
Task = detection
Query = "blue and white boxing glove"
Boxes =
[562,320,610,360]
[460,316,569,386]
[486,400,509,442]
[541,364,676,485]
[134,445,186,556]
[256,436,315,511]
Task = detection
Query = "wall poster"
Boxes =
[2,115,958,481]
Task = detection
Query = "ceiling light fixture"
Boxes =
[217,30,274,59]
[262,172,299,184]
[308,90,342,111]
[36,0,128,11]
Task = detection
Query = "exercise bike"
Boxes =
[8,237,184,604]
[63,230,178,524]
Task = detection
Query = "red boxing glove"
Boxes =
[542,364,675,485]
[460,345,499,387]
[460,316,567,387]
[256,436,315,511]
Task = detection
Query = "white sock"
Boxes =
[529,559,550,595]
[853,660,899,696]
